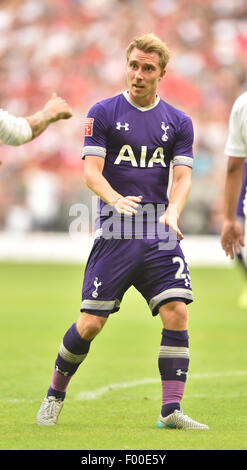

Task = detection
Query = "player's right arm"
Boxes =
[221,95,247,259]
[84,155,142,215]
[0,93,72,146]
[221,156,245,259]
[82,102,142,215]
[25,92,72,139]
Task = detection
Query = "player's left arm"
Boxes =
[221,156,245,259]
[159,165,192,240]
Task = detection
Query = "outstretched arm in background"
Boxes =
[25,92,72,139]
[0,92,72,147]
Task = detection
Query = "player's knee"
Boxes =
[76,312,107,341]
[159,301,188,330]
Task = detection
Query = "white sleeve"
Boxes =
[224,101,247,157]
[0,109,32,145]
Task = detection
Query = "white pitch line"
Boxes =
[75,378,159,401]
[190,370,247,379]
[1,370,247,404]
[75,370,247,401]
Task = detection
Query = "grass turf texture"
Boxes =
[0,261,247,450]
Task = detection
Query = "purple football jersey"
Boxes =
[82,91,194,235]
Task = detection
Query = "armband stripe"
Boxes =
[172,156,193,168]
[82,145,106,159]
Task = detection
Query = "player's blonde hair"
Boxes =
[126,33,170,71]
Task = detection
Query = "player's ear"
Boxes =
[159,69,166,81]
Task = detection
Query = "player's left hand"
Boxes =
[159,206,184,240]
[221,219,244,259]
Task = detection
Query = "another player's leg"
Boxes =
[36,313,107,426]
[157,301,209,430]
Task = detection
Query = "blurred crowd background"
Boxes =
[1,0,247,235]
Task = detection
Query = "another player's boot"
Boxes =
[157,409,209,430]
[36,395,64,426]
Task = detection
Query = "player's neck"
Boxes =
[128,90,158,108]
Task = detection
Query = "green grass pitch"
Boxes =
[0,261,247,450]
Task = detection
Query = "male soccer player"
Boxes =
[37,33,209,430]
[0,92,72,147]
[221,91,247,259]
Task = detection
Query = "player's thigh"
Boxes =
[134,239,193,317]
[81,237,143,316]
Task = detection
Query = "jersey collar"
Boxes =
[123,90,160,112]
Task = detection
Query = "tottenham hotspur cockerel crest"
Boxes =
[92,277,102,298]
[161,122,169,142]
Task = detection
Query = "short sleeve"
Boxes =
[0,109,32,145]
[82,103,108,159]
[224,105,247,157]
[172,115,194,168]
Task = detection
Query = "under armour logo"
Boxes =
[116,122,129,131]
[176,369,187,377]
[55,365,69,377]
[92,277,102,298]
[161,122,169,141]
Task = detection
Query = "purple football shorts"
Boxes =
[80,236,193,317]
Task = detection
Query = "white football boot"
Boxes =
[36,396,64,426]
[157,409,209,430]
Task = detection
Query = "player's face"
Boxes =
[126,48,165,107]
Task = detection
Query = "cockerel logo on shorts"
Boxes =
[92,277,102,298]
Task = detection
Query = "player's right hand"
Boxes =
[114,195,143,216]
[221,219,245,259]
[44,92,73,121]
